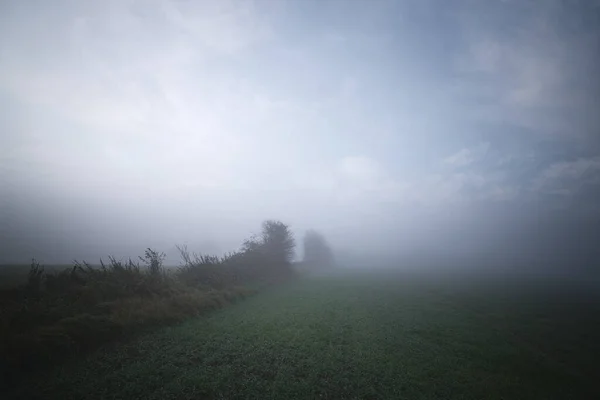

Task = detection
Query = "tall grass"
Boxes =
[0,246,284,388]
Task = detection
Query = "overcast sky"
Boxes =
[1,0,599,265]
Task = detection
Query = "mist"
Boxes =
[1,0,599,275]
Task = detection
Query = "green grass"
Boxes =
[6,270,599,399]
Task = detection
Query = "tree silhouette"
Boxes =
[261,220,296,264]
[241,220,296,266]
[303,229,334,268]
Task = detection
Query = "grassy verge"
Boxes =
[6,270,599,400]
[1,248,295,389]
[0,258,257,387]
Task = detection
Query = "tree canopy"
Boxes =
[242,220,296,265]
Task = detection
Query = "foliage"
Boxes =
[260,220,296,264]
[139,248,166,277]
[176,219,296,289]
[177,234,295,288]
[176,245,237,289]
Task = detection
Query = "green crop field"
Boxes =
[6,269,599,400]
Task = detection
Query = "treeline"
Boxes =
[0,219,313,388]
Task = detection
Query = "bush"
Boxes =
[176,245,238,288]
[139,248,166,278]
[176,234,296,290]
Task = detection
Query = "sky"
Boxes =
[1,0,599,267]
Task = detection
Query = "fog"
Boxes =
[1,1,599,273]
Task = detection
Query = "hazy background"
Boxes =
[1,0,599,270]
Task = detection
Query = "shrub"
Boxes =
[139,248,166,278]
[176,245,237,288]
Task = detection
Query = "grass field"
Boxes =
[6,269,599,400]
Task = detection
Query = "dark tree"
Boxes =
[303,229,334,268]
[260,220,296,264]
[240,220,296,265]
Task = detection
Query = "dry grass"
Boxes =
[0,255,263,390]
[109,286,255,327]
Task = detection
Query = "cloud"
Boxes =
[2,0,599,262]
[0,0,280,193]
[332,156,398,201]
[424,142,521,205]
[532,156,600,196]
[443,143,490,167]
[313,143,524,213]
[0,0,271,128]
[407,170,517,207]
[338,156,384,182]
[160,0,272,55]
[303,149,518,213]
[456,34,563,111]
[452,1,600,141]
